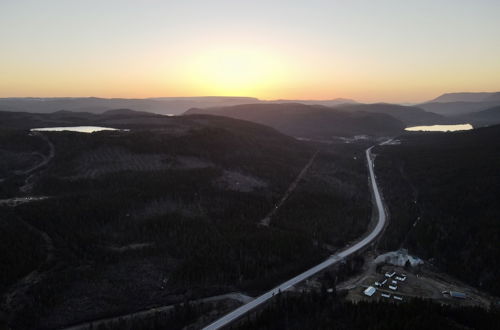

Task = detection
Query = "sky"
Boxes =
[1,0,500,103]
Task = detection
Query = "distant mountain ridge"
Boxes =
[0,97,357,116]
[429,92,500,103]
[0,108,164,130]
[418,92,500,116]
[418,101,500,116]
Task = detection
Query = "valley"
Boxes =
[1,104,499,329]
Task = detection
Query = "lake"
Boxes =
[405,124,473,132]
[31,126,127,133]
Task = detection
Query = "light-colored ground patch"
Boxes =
[214,170,267,192]
[374,248,423,267]
[132,197,204,219]
[0,196,50,207]
[105,243,154,253]
[70,147,213,179]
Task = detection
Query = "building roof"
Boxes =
[450,291,466,299]
[364,286,377,297]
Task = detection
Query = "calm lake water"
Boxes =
[31,126,126,133]
[405,124,473,132]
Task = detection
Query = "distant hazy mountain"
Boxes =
[266,98,357,107]
[333,103,445,126]
[429,92,499,103]
[418,101,500,116]
[0,97,356,116]
[0,97,261,115]
[419,92,500,116]
[185,103,405,137]
[483,92,500,102]
[0,109,165,130]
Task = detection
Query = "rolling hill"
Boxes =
[185,103,406,138]
[418,101,500,116]
[452,105,500,127]
[333,103,445,126]
[419,92,500,116]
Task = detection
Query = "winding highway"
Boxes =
[203,142,388,330]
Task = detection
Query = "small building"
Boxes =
[395,276,406,281]
[450,291,466,299]
[381,279,387,285]
[364,286,377,297]
[389,285,398,291]
[391,280,398,285]
[381,293,391,298]
[393,295,403,301]
[385,271,396,278]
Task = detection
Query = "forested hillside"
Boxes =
[236,290,500,330]
[0,112,372,329]
[185,103,405,137]
[375,125,500,296]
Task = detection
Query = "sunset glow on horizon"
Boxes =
[1,0,500,103]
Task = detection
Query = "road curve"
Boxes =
[203,143,388,330]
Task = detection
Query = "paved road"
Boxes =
[203,142,388,330]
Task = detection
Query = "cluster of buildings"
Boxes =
[363,270,407,301]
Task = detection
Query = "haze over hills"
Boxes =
[429,92,500,103]
[185,103,406,138]
[459,105,500,127]
[0,108,166,130]
[418,101,500,116]
[0,97,261,116]
[418,92,500,116]
[4,94,500,121]
[0,97,356,116]
[332,103,445,126]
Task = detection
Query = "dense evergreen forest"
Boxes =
[375,125,500,296]
[0,115,372,329]
[236,289,500,330]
